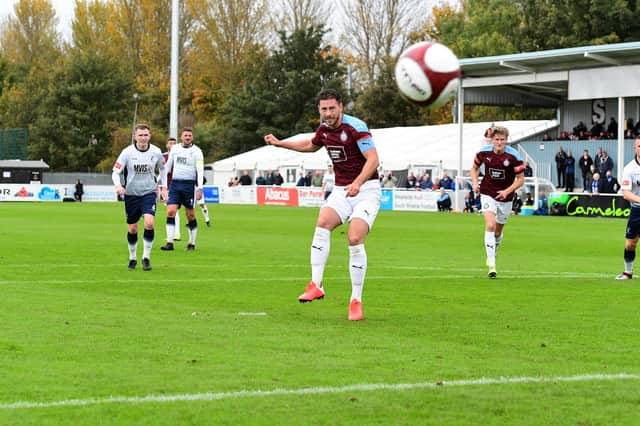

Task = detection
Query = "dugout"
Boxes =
[0,160,50,184]
[455,41,640,209]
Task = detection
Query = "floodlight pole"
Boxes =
[169,0,180,139]
[131,93,139,143]
[617,97,624,183]
[456,84,465,211]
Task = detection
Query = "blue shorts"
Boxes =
[625,207,640,239]
[168,179,196,209]
[124,192,157,224]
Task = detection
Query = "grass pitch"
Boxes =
[1,202,639,425]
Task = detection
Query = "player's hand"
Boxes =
[160,187,168,202]
[345,182,361,197]
[264,134,280,147]
[196,188,203,200]
[496,190,509,200]
[115,185,125,196]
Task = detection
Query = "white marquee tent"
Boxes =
[208,120,557,186]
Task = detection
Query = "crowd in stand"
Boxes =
[545,117,640,141]
[380,170,456,191]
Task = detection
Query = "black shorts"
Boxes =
[124,192,157,224]
[625,207,640,239]
[168,179,196,209]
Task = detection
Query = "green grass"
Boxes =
[1,202,639,425]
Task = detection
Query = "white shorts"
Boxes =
[481,194,513,224]
[324,179,381,229]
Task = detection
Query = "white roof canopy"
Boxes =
[211,120,556,173]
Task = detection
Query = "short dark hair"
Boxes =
[167,137,177,142]
[317,89,342,104]
[135,124,150,131]
[181,127,193,134]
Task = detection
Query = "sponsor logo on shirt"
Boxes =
[489,168,505,180]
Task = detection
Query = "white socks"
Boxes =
[349,244,367,301]
[485,231,496,267]
[310,227,331,287]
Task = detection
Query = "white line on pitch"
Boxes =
[1,373,638,410]
[237,312,267,316]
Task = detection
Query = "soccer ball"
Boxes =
[394,41,461,108]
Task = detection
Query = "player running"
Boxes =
[616,136,640,280]
[112,124,165,271]
[470,126,525,278]
[264,89,381,321]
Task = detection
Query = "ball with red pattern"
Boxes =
[394,42,461,108]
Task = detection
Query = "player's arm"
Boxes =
[195,149,205,200]
[264,134,321,153]
[112,153,126,196]
[470,158,481,193]
[161,151,174,200]
[156,151,166,189]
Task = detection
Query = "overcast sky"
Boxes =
[0,0,74,40]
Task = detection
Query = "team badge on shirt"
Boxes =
[503,159,510,167]
[340,131,347,142]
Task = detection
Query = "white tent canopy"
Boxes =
[209,120,557,185]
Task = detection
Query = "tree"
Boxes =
[187,0,270,120]
[29,51,132,171]
[339,0,425,87]
[214,26,346,159]
[0,0,61,70]
[270,0,330,35]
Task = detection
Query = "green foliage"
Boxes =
[29,51,132,171]
[214,26,346,159]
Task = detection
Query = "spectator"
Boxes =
[599,151,614,176]
[419,173,433,190]
[272,170,284,186]
[565,150,575,192]
[512,192,523,215]
[436,188,451,211]
[573,121,587,137]
[601,170,620,194]
[382,171,397,188]
[255,172,266,186]
[590,121,604,137]
[321,165,335,199]
[74,179,84,202]
[593,147,603,172]
[524,192,534,206]
[464,191,475,213]
[524,162,533,177]
[432,177,441,190]
[607,117,618,138]
[265,169,274,186]
[311,170,324,187]
[439,173,453,190]
[590,172,601,194]
[578,149,593,192]
[304,171,313,186]
[405,171,418,189]
[239,170,252,186]
[542,133,553,141]
[296,173,306,186]
[555,146,567,188]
